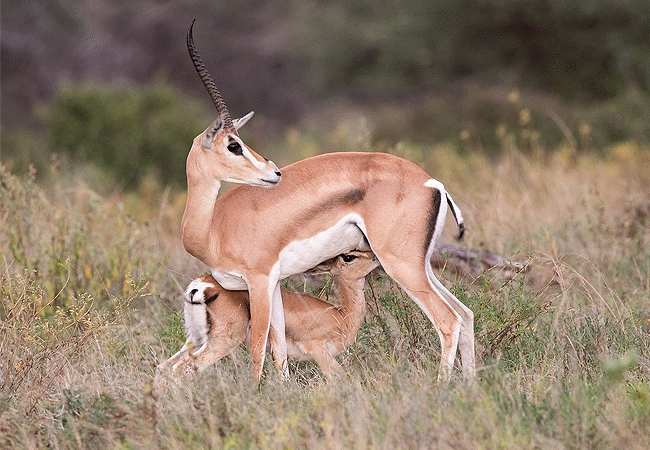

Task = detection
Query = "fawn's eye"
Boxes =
[227,142,243,155]
[342,254,357,263]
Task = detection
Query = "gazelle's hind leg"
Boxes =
[154,348,185,392]
[422,180,476,381]
[155,323,246,392]
[177,336,241,373]
[378,253,462,381]
[426,266,476,382]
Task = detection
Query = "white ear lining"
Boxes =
[201,117,223,149]
[233,111,254,130]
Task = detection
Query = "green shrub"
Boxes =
[40,82,207,187]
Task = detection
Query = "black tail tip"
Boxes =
[456,223,465,241]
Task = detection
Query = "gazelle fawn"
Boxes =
[157,252,379,381]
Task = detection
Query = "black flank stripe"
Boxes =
[424,188,442,255]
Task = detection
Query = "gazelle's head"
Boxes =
[187,20,281,187]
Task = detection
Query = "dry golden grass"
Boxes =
[1,140,649,449]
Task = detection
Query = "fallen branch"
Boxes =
[430,243,528,279]
[295,243,530,295]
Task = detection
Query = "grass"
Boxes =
[1,139,649,449]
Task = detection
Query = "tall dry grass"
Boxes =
[1,139,649,448]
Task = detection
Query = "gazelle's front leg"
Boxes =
[247,277,289,381]
[247,277,273,381]
[268,281,289,379]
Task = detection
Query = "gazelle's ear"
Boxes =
[233,111,254,130]
[201,117,223,149]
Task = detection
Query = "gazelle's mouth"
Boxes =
[260,176,281,186]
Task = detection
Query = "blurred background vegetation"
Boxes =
[2,0,650,187]
[2,3,650,447]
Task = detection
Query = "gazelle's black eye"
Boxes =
[342,254,357,263]
[227,142,243,155]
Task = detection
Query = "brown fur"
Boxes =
[157,252,379,382]
[182,130,474,383]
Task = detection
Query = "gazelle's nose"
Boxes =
[267,160,282,180]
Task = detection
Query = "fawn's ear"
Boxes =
[204,289,220,304]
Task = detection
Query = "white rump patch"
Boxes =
[423,177,449,262]
[424,178,444,190]
[183,279,213,352]
[185,279,217,300]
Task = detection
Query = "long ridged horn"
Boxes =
[187,19,233,130]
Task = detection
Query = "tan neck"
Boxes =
[181,164,222,264]
[334,275,367,317]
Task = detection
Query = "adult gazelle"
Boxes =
[182,20,475,383]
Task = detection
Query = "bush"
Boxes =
[40,82,208,187]
[286,0,650,102]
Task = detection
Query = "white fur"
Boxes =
[233,111,254,130]
[275,213,368,278]
[426,181,449,257]
[426,178,465,230]
[185,279,217,298]
[424,178,444,189]
[213,214,369,292]
[268,281,289,378]
[210,268,247,290]
[259,213,369,378]
[445,190,464,226]
[183,279,214,352]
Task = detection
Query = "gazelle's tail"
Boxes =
[445,191,465,240]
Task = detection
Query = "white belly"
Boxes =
[275,213,368,279]
[211,214,369,290]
